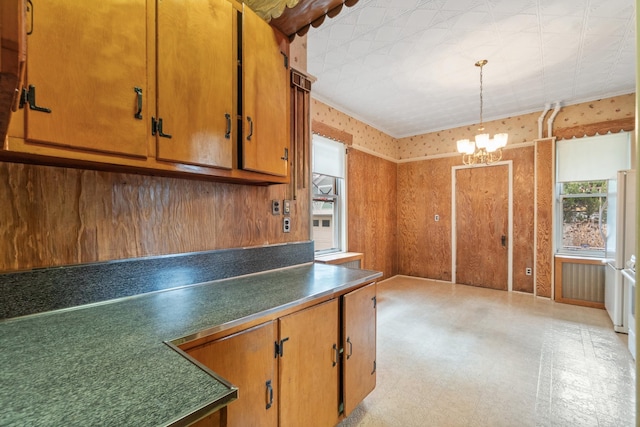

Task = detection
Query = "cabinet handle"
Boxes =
[332,343,338,367]
[266,380,274,409]
[246,116,254,141]
[346,337,353,360]
[134,87,143,120]
[27,0,33,35]
[501,235,506,247]
[281,148,289,161]
[225,113,231,139]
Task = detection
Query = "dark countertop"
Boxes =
[0,262,381,427]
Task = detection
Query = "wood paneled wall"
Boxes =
[0,162,309,272]
[511,146,536,292]
[535,138,554,298]
[397,156,455,281]
[347,148,397,280]
[397,146,535,292]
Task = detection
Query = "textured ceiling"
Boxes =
[306,0,636,138]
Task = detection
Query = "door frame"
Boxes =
[451,160,514,291]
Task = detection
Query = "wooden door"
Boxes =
[278,299,340,427]
[156,0,234,169]
[25,0,147,157]
[241,5,289,177]
[343,282,377,416]
[187,321,278,427]
[455,165,509,290]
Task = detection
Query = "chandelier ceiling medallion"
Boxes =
[456,59,508,165]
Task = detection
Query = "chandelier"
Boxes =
[456,60,508,165]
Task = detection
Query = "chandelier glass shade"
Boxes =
[456,60,508,165]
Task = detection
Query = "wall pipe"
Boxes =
[537,103,551,139]
[547,102,562,138]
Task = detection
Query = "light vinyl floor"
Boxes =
[339,276,636,427]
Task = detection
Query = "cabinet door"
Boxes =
[187,322,278,427]
[156,0,234,169]
[241,5,289,177]
[24,0,147,157]
[343,282,377,415]
[0,0,26,140]
[278,299,340,427]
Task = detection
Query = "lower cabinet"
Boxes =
[184,281,377,427]
[342,282,377,416]
[187,321,278,427]
[279,299,340,426]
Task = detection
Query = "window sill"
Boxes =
[554,254,606,263]
[315,252,364,268]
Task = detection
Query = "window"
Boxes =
[312,135,346,254]
[558,181,608,255]
[556,133,630,256]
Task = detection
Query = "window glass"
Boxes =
[312,173,342,252]
[558,181,608,255]
[312,135,346,255]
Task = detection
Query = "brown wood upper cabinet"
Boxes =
[13,0,149,158]
[241,5,290,177]
[183,281,377,427]
[4,0,290,183]
[155,0,235,170]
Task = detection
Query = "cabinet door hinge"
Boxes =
[19,85,51,113]
[151,117,172,138]
[274,337,289,358]
[372,295,377,309]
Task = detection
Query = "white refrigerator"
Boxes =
[605,169,636,333]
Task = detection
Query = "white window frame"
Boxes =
[311,135,347,255]
[554,132,631,258]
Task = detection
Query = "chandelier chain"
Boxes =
[478,60,484,129]
[456,59,507,165]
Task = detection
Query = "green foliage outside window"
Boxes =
[561,181,607,223]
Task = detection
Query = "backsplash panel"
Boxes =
[0,241,314,319]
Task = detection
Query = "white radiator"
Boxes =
[560,262,605,303]
[339,260,361,269]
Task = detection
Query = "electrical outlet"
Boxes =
[434,214,440,222]
[525,268,532,276]
[283,217,291,233]
[272,200,281,215]
[283,200,291,216]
